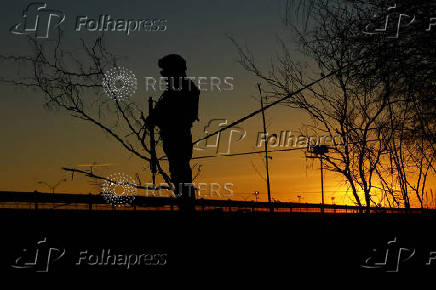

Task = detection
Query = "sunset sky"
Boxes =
[0,0,434,207]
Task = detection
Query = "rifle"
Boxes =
[148,97,157,185]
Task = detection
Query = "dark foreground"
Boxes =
[1,209,436,275]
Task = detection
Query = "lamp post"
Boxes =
[37,178,67,194]
[253,191,260,202]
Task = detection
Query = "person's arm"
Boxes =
[145,94,167,127]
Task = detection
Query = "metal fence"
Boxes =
[0,191,435,214]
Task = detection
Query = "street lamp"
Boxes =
[37,178,67,194]
[331,196,336,204]
[253,191,260,202]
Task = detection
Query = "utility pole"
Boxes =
[257,84,272,212]
[331,196,336,213]
[306,145,329,213]
[320,154,325,210]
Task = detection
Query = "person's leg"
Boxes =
[180,131,194,201]
[162,133,194,207]
[162,136,177,196]
[172,132,194,210]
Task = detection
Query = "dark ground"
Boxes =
[1,209,436,275]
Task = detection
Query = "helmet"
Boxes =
[158,54,187,73]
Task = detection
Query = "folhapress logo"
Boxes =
[10,2,65,39]
[194,119,246,155]
[11,237,65,272]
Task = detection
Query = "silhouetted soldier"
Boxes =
[146,54,199,210]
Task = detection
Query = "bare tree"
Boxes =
[0,31,172,192]
[232,0,436,210]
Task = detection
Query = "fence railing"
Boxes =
[0,191,434,214]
